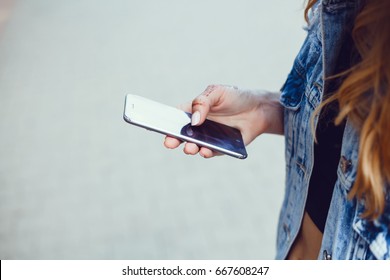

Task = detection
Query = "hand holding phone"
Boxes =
[123,94,248,159]
[163,85,285,158]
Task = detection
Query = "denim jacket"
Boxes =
[277,0,390,260]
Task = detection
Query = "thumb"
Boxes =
[191,85,222,126]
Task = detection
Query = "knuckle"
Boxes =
[192,95,207,107]
[202,85,219,96]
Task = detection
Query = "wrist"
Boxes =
[256,91,284,135]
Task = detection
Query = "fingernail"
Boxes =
[191,111,200,126]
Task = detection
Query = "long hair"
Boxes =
[307,0,390,219]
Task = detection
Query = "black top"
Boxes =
[305,102,345,233]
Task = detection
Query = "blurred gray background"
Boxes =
[0,0,305,259]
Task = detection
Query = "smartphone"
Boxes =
[123,94,247,159]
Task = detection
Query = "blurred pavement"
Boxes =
[0,0,305,259]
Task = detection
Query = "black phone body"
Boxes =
[123,94,247,159]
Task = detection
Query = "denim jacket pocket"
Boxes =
[280,67,305,111]
[281,75,323,166]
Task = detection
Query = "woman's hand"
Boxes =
[164,84,284,158]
